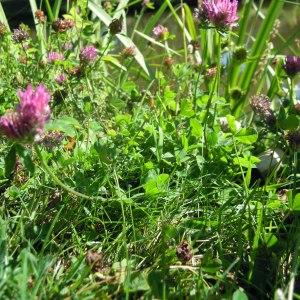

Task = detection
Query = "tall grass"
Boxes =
[0,0,299,299]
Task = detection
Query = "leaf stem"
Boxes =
[34,144,97,200]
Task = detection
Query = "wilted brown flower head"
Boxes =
[39,130,64,150]
[35,10,46,23]
[206,66,218,79]
[193,7,209,25]
[286,130,300,149]
[121,46,136,58]
[12,24,30,43]
[0,22,7,37]
[250,94,276,126]
[68,66,82,78]
[103,1,113,12]
[109,17,123,35]
[52,18,75,32]
[189,40,200,54]
[176,241,193,263]
[86,250,104,272]
[163,56,174,68]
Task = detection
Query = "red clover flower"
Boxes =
[202,0,239,28]
[79,45,98,63]
[47,51,64,63]
[55,73,67,85]
[0,85,51,141]
[152,24,169,40]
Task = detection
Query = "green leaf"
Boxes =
[144,174,169,196]
[264,233,278,248]
[129,272,150,292]
[46,116,81,137]
[164,86,176,111]
[292,194,300,211]
[202,258,222,273]
[235,128,258,145]
[233,289,249,300]
[102,55,126,71]
[279,115,300,130]
[5,145,16,178]
[190,118,203,138]
[226,114,239,133]
[180,100,194,117]
[15,145,35,175]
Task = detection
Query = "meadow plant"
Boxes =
[0,0,299,299]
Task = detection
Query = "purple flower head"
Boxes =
[55,73,67,85]
[202,0,239,28]
[152,24,169,40]
[47,51,64,63]
[283,56,300,77]
[0,85,51,141]
[79,45,98,63]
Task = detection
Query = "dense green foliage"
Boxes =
[0,0,299,299]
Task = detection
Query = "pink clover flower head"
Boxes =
[283,56,300,77]
[47,51,64,63]
[152,24,169,40]
[202,0,239,28]
[55,73,67,85]
[0,85,51,141]
[79,45,98,63]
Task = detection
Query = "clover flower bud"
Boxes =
[283,56,300,77]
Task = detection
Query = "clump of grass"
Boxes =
[0,0,299,299]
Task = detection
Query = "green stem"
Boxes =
[289,77,295,107]
[44,0,54,22]
[34,144,96,200]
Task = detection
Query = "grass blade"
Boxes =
[29,0,46,58]
[0,3,9,30]
[88,0,150,77]
[53,0,63,19]
[233,0,284,116]
[183,3,196,40]
[144,1,168,35]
